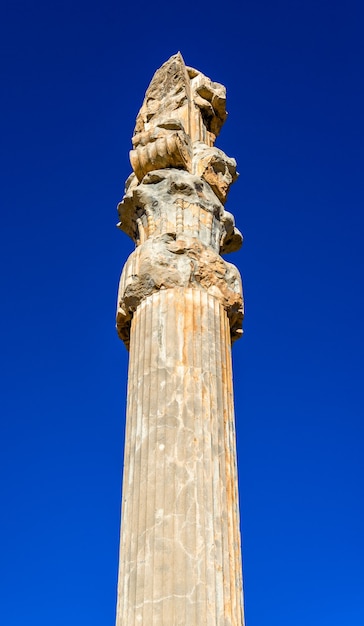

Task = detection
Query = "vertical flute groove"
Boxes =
[151,292,161,625]
[134,300,145,616]
[162,289,171,625]
[216,297,232,620]
[220,303,236,623]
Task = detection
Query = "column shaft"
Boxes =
[115,288,244,626]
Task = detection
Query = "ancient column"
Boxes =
[115,53,245,626]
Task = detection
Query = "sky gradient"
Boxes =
[1,1,364,624]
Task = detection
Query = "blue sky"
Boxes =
[1,0,363,624]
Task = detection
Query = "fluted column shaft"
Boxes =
[115,288,244,626]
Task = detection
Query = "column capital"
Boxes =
[116,238,243,349]
[116,54,244,348]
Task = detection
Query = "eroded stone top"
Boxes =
[116,54,244,347]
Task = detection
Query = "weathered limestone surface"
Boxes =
[115,53,245,625]
[116,289,243,625]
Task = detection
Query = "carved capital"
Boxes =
[116,54,244,348]
[130,121,192,182]
[116,235,243,349]
[117,169,242,254]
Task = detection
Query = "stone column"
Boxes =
[115,53,245,626]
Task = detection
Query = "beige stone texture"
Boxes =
[115,53,245,625]
[192,142,238,205]
[116,235,243,349]
[117,168,243,257]
[116,289,244,626]
[132,52,227,154]
[130,122,192,183]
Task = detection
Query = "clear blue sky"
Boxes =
[1,1,363,624]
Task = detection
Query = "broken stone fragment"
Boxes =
[192,141,238,204]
